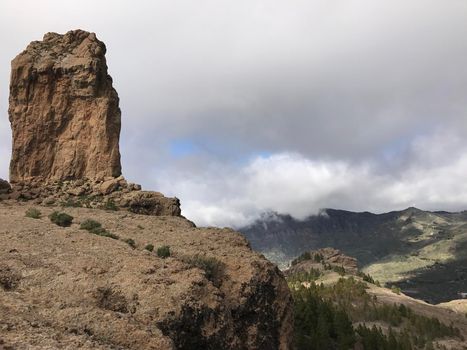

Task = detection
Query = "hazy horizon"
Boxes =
[1,1,467,227]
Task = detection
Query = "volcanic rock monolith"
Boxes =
[9,29,121,183]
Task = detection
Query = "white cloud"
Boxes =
[159,131,467,227]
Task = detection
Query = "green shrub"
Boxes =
[391,285,401,295]
[357,271,377,284]
[157,245,171,258]
[49,211,73,227]
[313,253,324,263]
[103,199,118,211]
[287,268,322,284]
[291,251,312,266]
[145,244,154,252]
[124,238,136,248]
[137,224,144,230]
[95,286,128,313]
[183,254,225,287]
[80,219,102,232]
[332,265,346,276]
[100,231,119,240]
[80,219,119,239]
[25,208,41,219]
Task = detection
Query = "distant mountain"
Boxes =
[239,208,467,303]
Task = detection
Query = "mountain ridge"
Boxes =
[239,207,467,303]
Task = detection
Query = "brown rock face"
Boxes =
[9,30,121,183]
[0,204,294,349]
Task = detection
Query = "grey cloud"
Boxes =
[1,1,467,226]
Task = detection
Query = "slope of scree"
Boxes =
[0,202,293,349]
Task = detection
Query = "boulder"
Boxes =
[120,191,181,216]
[9,30,121,183]
[0,179,11,194]
[99,178,120,195]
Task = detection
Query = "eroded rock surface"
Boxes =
[9,29,121,183]
[2,177,181,217]
[0,203,293,349]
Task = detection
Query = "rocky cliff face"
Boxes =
[5,30,180,217]
[9,29,121,183]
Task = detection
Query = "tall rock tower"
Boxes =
[9,30,121,183]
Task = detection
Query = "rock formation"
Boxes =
[285,247,358,277]
[9,29,121,183]
[5,30,180,217]
[0,203,293,349]
[0,179,11,194]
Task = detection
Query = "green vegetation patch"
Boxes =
[157,245,171,258]
[288,268,322,285]
[124,238,136,249]
[102,199,118,211]
[49,211,73,227]
[80,219,102,232]
[182,254,225,287]
[80,219,119,239]
[25,208,41,219]
[289,274,462,350]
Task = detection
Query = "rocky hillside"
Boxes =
[240,208,467,303]
[0,201,293,349]
[287,249,467,350]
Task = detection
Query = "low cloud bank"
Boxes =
[157,131,467,228]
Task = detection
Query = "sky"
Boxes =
[1,1,467,227]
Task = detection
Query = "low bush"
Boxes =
[291,251,312,266]
[124,238,136,248]
[145,244,154,252]
[157,245,171,258]
[0,266,21,291]
[182,254,225,287]
[95,286,128,313]
[80,219,102,232]
[101,231,119,240]
[103,199,118,211]
[80,219,119,239]
[25,208,41,219]
[49,211,73,227]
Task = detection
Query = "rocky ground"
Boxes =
[0,201,293,349]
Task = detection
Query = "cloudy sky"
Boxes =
[1,1,467,227]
